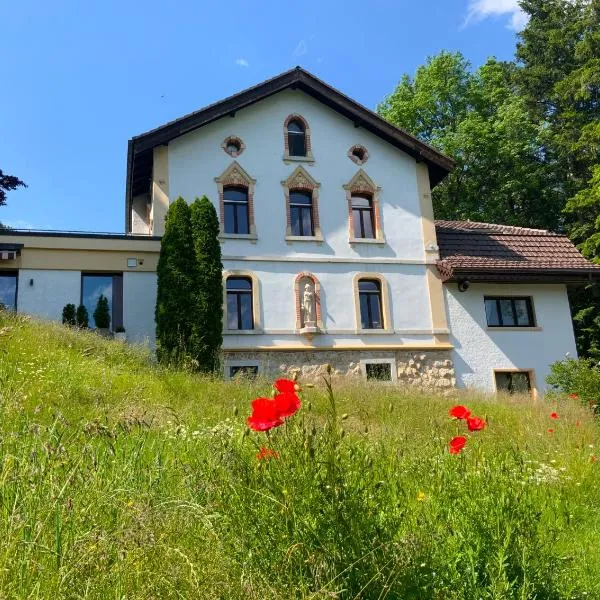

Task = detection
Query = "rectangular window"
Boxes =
[81,273,123,330]
[351,194,375,239]
[223,187,250,234]
[358,279,383,329]
[484,297,535,327]
[365,363,392,381]
[226,277,254,330]
[229,365,259,378]
[0,272,17,310]
[289,191,314,236]
[495,371,532,394]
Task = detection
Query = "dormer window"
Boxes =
[287,119,306,157]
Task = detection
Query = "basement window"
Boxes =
[495,371,532,394]
[360,359,397,383]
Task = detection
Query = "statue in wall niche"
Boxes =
[301,281,316,328]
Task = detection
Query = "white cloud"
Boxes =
[235,58,249,68]
[293,40,308,58]
[464,0,528,30]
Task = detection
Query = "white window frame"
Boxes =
[359,358,398,383]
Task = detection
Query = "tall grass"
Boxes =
[0,311,599,598]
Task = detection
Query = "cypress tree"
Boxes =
[76,304,89,328]
[190,196,223,372]
[155,197,199,365]
[62,304,77,326]
[93,294,110,329]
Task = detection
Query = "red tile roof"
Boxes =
[435,220,600,283]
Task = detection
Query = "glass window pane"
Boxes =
[290,207,301,236]
[362,211,374,238]
[352,209,363,238]
[227,294,238,329]
[301,207,313,236]
[0,274,17,310]
[288,121,304,134]
[495,372,512,392]
[351,195,371,208]
[359,280,380,292]
[227,278,252,291]
[288,131,306,157]
[240,295,253,329]
[359,293,370,328]
[366,363,392,381]
[514,299,532,326]
[224,204,236,234]
[82,275,113,328]
[235,204,249,234]
[230,365,258,378]
[485,299,501,326]
[223,187,248,202]
[368,295,383,328]
[499,299,516,326]
[290,191,312,205]
[512,372,531,392]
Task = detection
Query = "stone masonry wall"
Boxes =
[223,349,456,390]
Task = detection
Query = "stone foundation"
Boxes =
[223,349,456,390]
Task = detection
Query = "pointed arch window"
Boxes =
[281,166,322,241]
[283,115,314,162]
[344,169,385,244]
[223,186,249,234]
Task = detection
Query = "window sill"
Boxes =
[219,233,258,244]
[285,235,324,244]
[349,238,386,245]
[283,154,315,164]
[355,329,395,335]
[486,326,542,332]
[223,329,264,335]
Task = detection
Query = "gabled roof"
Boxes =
[435,220,600,283]
[125,67,454,231]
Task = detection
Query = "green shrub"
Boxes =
[547,356,600,410]
[76,304,89,328]
[93,294,110,329]
[61,303,76,326]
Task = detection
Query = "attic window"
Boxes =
[348,144,369,165]
[222,136,245,158]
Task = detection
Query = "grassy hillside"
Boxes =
[0,311,599,599]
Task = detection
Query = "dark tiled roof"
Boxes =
[435,220,600,283]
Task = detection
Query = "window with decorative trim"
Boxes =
[283,114,314,162]
[294,272,324,331]
[352,273,392,332]
[344,169,384,243]
[348,144,369,165]
[221,135,245,158]
[282,166,322,241]
[215,162,257,239]
[223,271,262,332]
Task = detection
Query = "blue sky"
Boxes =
[1,0,525,233]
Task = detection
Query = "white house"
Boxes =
[1,67,598,394]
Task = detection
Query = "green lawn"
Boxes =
[0,310,599,599]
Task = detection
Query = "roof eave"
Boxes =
[437,264,600,284]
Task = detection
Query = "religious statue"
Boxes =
[301,282,316,327]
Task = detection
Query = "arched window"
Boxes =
[223,186,249,234]
[287,119,307,157]
[289,190,314,236]
[358,279,383,329]
[351,193,375,239]
[226,277,254,330]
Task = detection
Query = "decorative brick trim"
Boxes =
[294,271,324,331]
[221,135,246,158]
[223,270,262,332]
[281,165,322,239]
[352,272,393,332]
[283,114,314,162]
[214,161,257,237]
[343,169,385,243]
[348,144,369,165]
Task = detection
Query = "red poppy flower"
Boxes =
[274,392,301,419]
[550,412,559,420]
[247,398,284,431]
[449,405,471,420]
[274,378,299,394]
[449,436,467,454]
[256,447,280,461]
[591,455,598,464]
[547,428,554,434]
[576,420,581,427]
[569,393,579,400]
[466,416,487,432]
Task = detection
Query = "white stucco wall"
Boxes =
[168,89,426,262]
[123,272,157,346]
[445,282,577,394]
[17,269,81,321]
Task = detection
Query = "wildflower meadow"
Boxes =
[0,311,599,598]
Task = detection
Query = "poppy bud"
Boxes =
[388,403,393,413]
[325,364,332,375]
[233,406,239,417]
[364,424,369,433]
[341,413,348,420]
[307,401,312,411]
[339,428,345,438]
[305,383,315,388]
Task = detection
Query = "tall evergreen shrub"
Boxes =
[155,197,199,365]
[190,196,223,372]
[76,304,89,328]
[62,304,77,326]
[93,295,110,329]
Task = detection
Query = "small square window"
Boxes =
[495,371,532,394]
[365,363,392,381]
[127,258,138,268]
[229,365,259,379]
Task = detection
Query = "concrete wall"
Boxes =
[123,272,157,346]
[445,282,577,394]
[167,89,426,261]
[17,269,81,321]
